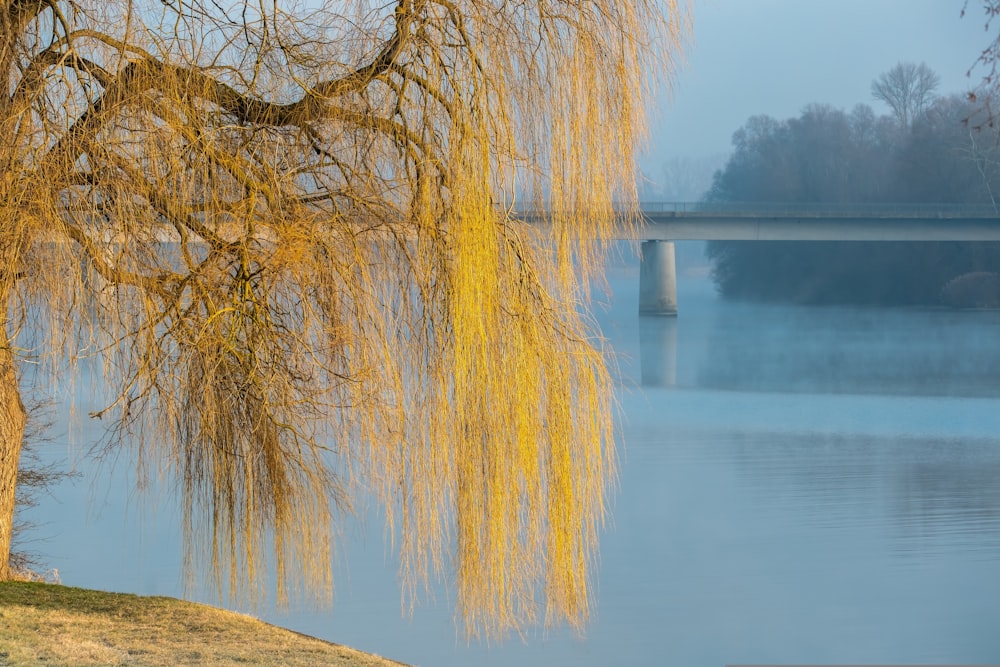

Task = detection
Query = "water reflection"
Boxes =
[889,449,1000,555]
[694,302,1000,396]
[719,430,1000,554]
[638,316,677,387]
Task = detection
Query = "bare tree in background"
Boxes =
[871,61,941,128]
[0,0,686,638]
[657,155,727,202]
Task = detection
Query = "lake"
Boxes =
[23,247,1000,666]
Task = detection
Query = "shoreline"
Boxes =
[0,581,411,666]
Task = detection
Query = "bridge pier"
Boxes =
[639,240,677,316]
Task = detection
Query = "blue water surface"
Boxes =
[23,246,1000,666]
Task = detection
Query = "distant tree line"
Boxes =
[706,63,1000,307]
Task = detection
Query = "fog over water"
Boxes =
[22,245,1000,666]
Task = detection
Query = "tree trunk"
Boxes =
[0,314,26,580]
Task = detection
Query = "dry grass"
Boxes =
[0,582,408,667]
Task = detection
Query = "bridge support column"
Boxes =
[639,240,677,316]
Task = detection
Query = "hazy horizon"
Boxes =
[644,0,988,174]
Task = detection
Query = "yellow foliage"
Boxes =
[0,0,686,640]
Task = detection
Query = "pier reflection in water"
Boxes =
[638,315,678,387]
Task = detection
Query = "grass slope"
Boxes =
[0,582,410,666]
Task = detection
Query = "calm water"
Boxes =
[24,251,1000,666]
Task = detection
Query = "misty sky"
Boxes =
[642,0,990,172]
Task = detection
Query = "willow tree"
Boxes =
[0,0,685,638]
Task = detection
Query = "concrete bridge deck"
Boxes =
[627,203,1000,315]
[638,202,1000,241]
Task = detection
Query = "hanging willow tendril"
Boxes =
[0,0,687,639]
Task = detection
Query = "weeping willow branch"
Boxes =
[0,0,687,640]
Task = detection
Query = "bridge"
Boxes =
[632,202,1000,315]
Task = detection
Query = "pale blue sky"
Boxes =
[642,0,990,170]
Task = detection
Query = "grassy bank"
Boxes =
[0,582,410,666]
